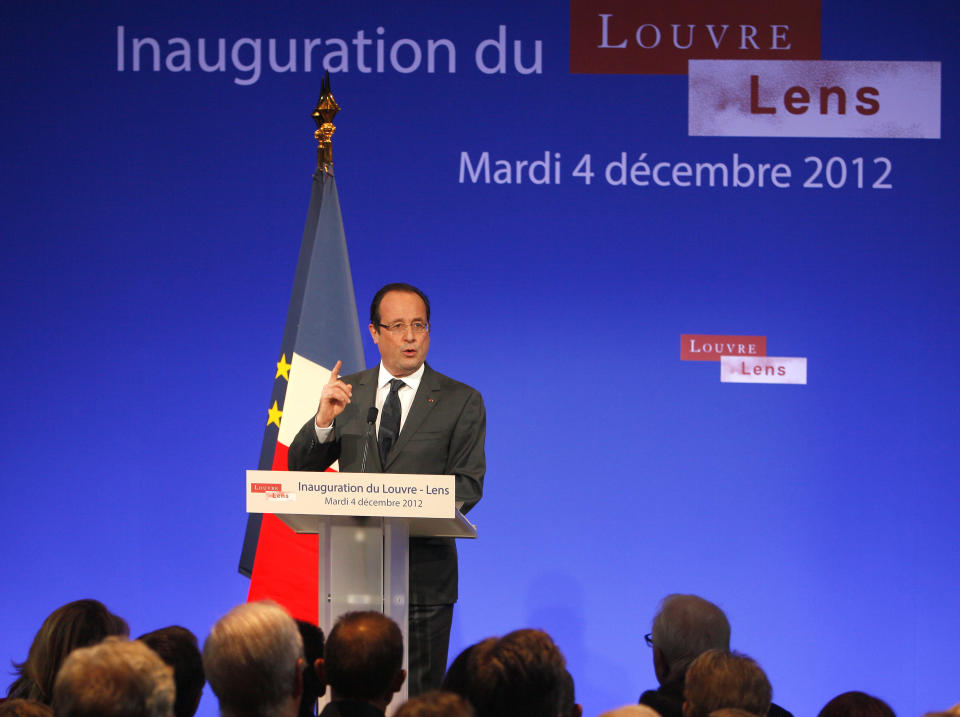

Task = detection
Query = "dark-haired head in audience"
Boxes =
[818,691,896,717]
[440,639,493,698]
[294,620,326,717]
[443,628,568,717]
[0,699,54,717]
[394,690,475,717]
[52,637,174,717]
[322,611,405,715]
[7,599,129,704]
[639,594,730,717]
[203,601,304,717]
[137,626,205,717]
[682,650,770,717]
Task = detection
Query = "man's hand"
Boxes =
[315,360,353,428]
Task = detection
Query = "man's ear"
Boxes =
[390,668,406,694]
[369,323,380,345]
[313,657,326,697]
[653,646,668,683]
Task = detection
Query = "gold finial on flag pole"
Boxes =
[312,72,340,173]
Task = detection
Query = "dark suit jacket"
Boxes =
[288,363,485,604]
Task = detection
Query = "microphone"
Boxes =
[360,406,378,472]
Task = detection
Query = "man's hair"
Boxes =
[818,691,896,717]
[369,283,431,328]
[652,594,731,677]
[441,639,495,697]
[683,650,771,717]
[445,629,568,717]
[0,699,54,717]
[294,620,325,717]
[202,601,303,717]
[52,637,174,717]
[394,691,475,717]
[137,626,205,717]
[8,599,129,704]
[323,611,403,702]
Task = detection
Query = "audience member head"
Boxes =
[137,626,205,717]
[923,706,960,717]
[323,611,404,709]
[293,620,326,717]
[203,601,304,717]
[682,650,771,717]
[0,700,54,717]
[52,637,174,717]
[441,639,494,698]
[445,628,568,717]
[597,706,662,717]
[708,710,762,717]
[8,599,129,704]
[650,594,730,686]
[394,691,475,717]
[818,691,896,717]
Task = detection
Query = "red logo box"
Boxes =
[570,0,820,75]
[682,335,767,361]
[251,483,283,493]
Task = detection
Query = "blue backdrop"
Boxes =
[2,2,958,715]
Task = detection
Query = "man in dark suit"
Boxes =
[288,283,485,696]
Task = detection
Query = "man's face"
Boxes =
[369,290,430,378]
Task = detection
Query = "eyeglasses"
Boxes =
[379,321,430,335]
[644,633,654,648]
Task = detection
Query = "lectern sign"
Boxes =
[246,470,455,519]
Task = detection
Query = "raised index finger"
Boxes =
[329,359,343,383]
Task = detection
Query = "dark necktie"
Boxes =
[378,379,405,467]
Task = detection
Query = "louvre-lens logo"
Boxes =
[570,0,820,75]
[251,483,282,493]
[681,335,766,362]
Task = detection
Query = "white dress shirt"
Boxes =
[314,362,425,442]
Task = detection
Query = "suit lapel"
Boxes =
[384,363,440,470]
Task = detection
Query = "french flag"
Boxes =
[238,165,366,622]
